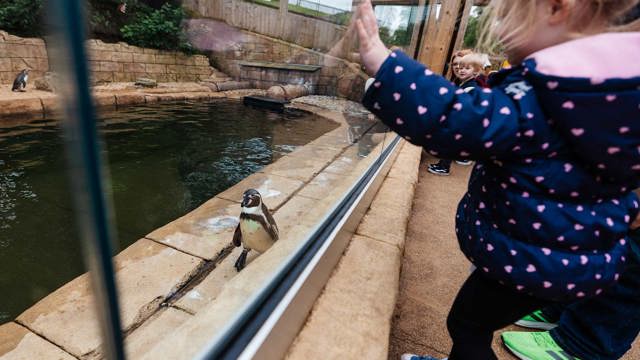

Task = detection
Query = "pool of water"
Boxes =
[0,100,339,324]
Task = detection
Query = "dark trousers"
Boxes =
[550,248,640,360]
[447,270,554,360]
[436,159,452,171]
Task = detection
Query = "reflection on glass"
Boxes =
[375,5,424,50]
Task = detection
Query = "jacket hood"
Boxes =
[523,32,640,185]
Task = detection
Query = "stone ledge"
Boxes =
[0,322,75,360]
[16,239,204,359]
[286,235,402,360]
[286,140,421,360]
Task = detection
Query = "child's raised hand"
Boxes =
[355,0,390,76]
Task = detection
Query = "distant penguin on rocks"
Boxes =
[12,69,29,92]
[233,189,279,271]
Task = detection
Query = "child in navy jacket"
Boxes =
[355,0,640,359]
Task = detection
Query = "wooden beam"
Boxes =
[445,0,473,78]
[408,0,428,58]
[416,0,466,74]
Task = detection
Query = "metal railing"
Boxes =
[288,0,348,15]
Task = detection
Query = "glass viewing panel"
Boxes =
[0,0,453,358]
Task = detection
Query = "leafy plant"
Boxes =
[120,3,191,51]
[0,0,44,37]
[463,8,481,49]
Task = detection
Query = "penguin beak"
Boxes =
[241,197,249,207]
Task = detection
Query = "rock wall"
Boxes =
[86,40,214,84]
[0,31,216,85]
[0,31,49,85]
[186,19,367,101]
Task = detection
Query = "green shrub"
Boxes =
[0,0,44,37]
[120,3,192,52]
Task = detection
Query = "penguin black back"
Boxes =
[12,69,29,92]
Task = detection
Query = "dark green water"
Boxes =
[0,100,338,324]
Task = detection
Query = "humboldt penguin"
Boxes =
[233,189,279,271]
[12,69,29,92]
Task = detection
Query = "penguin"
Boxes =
[233,189,279,271]
[12,69,29,92]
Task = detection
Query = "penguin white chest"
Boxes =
[240,219,274,253]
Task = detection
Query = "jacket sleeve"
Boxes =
[362,50,525,161]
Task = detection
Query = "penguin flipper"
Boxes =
[261,202,279,240]
[232,224,242,247]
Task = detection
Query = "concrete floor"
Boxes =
[389,155,640,360]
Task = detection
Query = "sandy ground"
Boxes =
[388,155,640,360]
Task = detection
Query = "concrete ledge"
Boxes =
[0,322,75,360]
[286,235,402,359]
[286,140,421,360]
[16,239,204,358]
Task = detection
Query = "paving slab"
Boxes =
[286,235,402,360]
[297,170,348,200]
[305,127,354,150]
[146,197,240,260]
[387,143,422,187]
[258,154,331,183]
[172,247,252,314]
[0,322,74,360]
[322,146,362,176]
[125,307,192,358]
[285,143,343,163]
[356,177,415,251]
[215,172,304,211]
[17,239,202,358]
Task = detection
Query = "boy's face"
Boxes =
[457,64,476,81]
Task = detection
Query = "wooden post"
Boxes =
[416,0,467,74]
[444,0,473,79]
[407,0,428,58]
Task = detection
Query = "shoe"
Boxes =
[401,354,447,360]
[502,331,582,360]
[455,160,473,165]
[515,309,559,330]
[427,163,451,176]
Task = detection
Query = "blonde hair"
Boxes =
[478,0,640,55]
[451,49,473,63]
[459,53,485,72]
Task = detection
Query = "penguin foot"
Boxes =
[234,249,249,272]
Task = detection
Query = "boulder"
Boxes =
[134,77,158,88]
[34,72,59,92]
